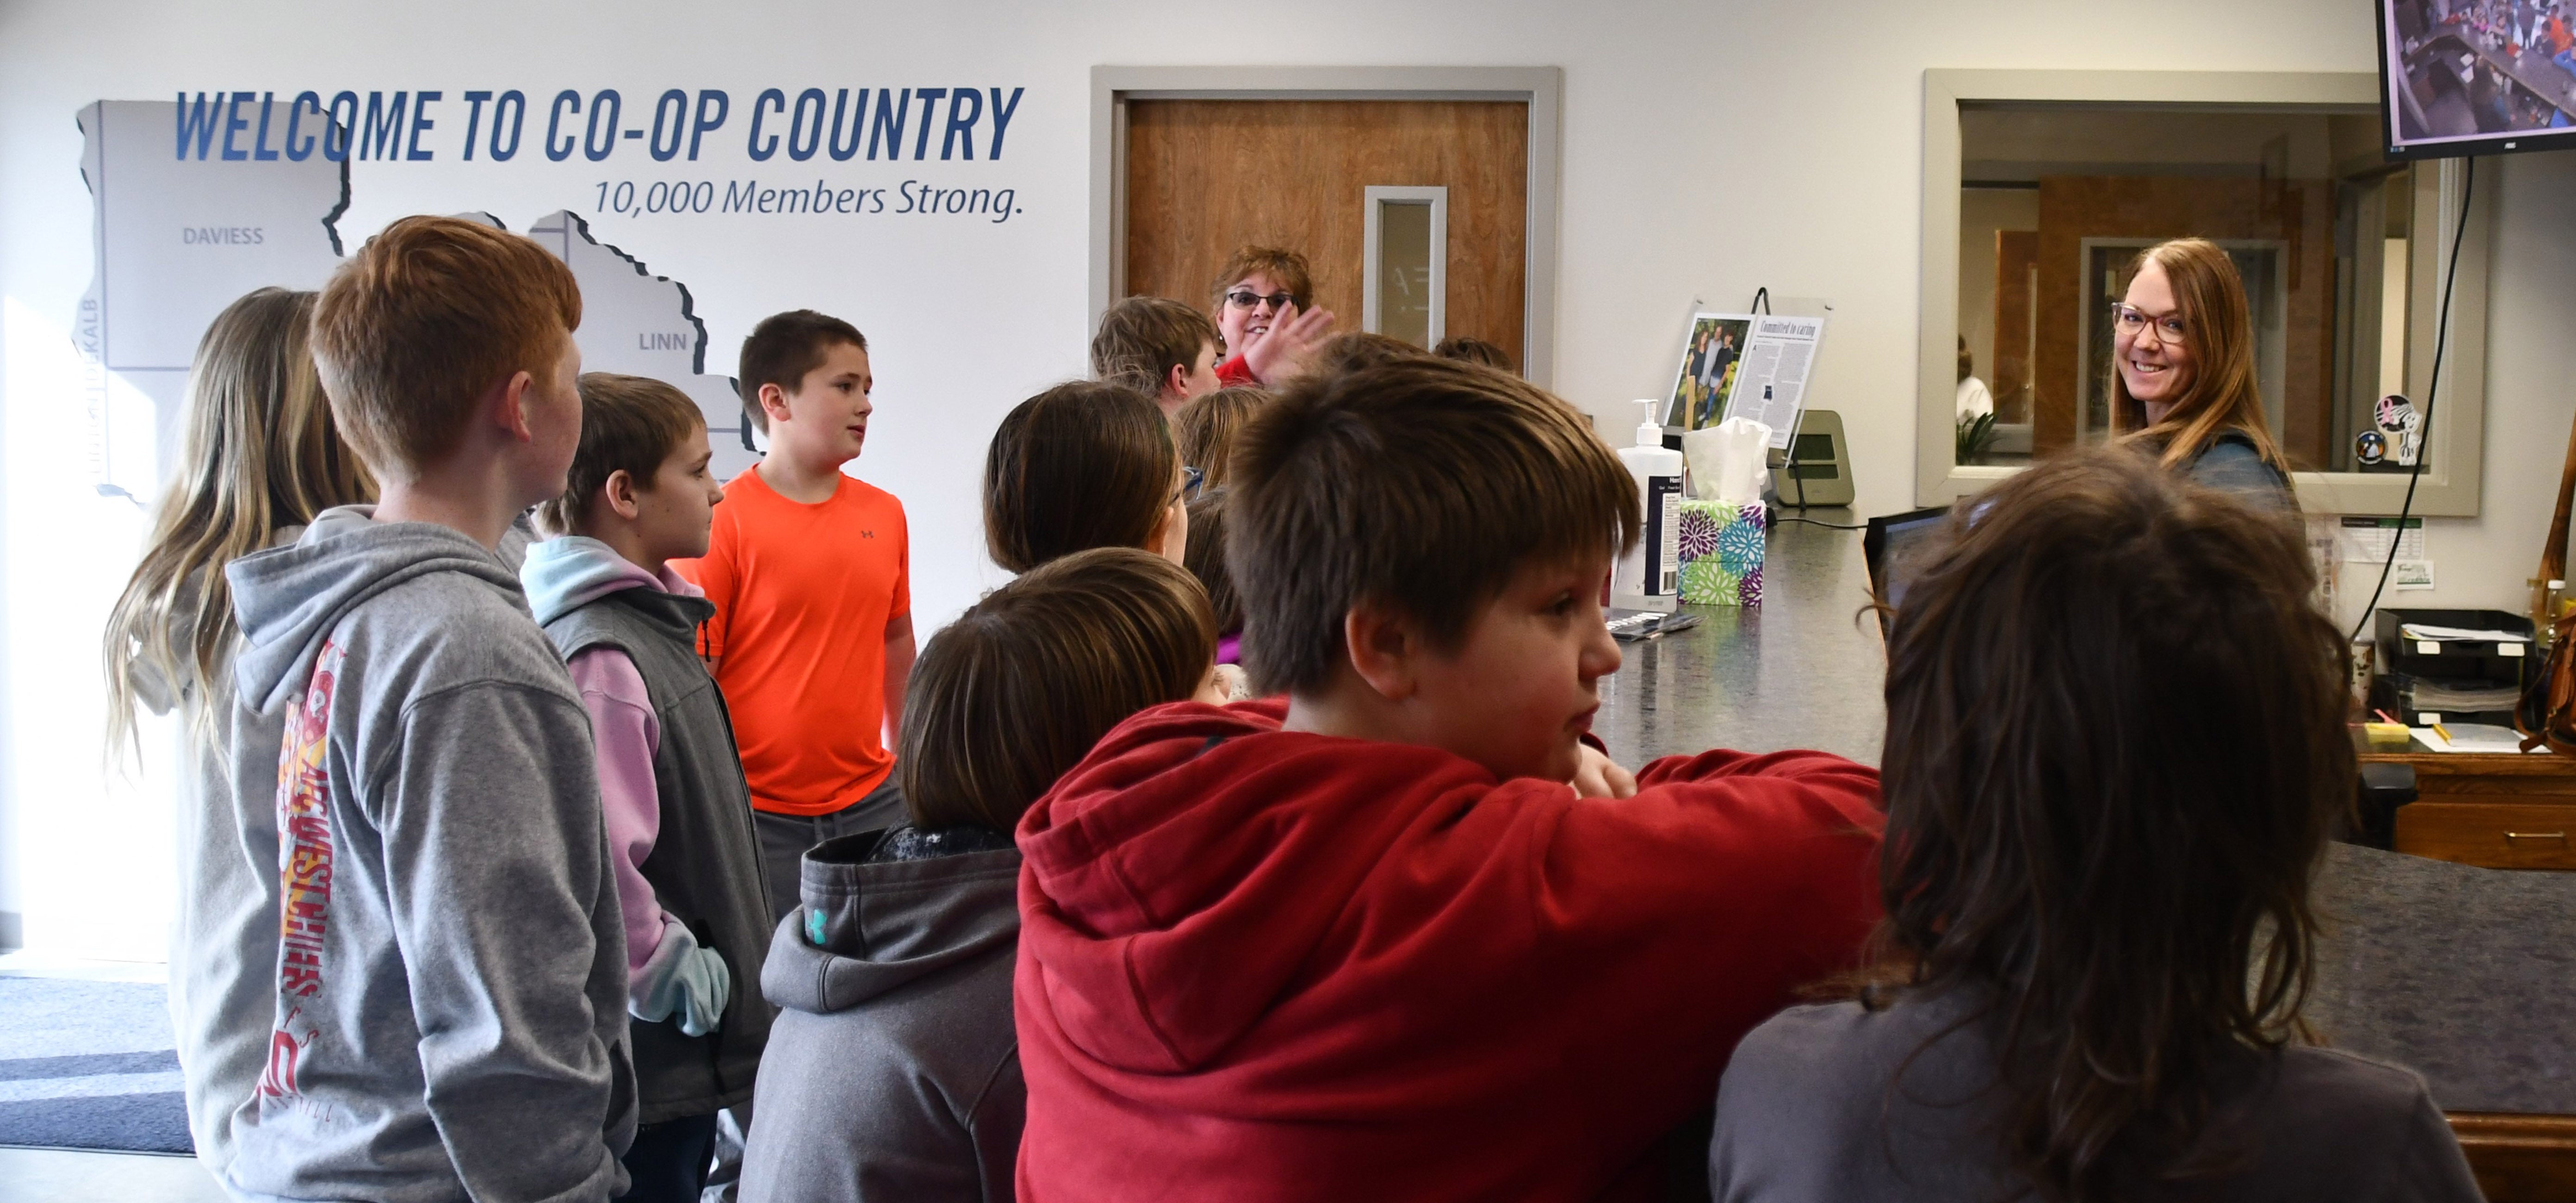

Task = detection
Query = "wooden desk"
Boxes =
[2449,1114,2576,1203]
[2363,749,2576,870]
[2355,750,2576,1196]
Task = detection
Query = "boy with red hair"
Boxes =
[224,216,633,1201]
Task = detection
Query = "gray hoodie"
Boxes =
[221,507,635,1203]
[1710,985,2483,1202]
[129,532,295,1176]
[738,828,1024,1203]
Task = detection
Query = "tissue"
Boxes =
[1684,417,1771,504]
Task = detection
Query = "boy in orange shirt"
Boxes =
[674,309,913,921]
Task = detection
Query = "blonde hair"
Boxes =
[1172,385,1269,489]
[103,287,377,757]
[2111,239,2291,477]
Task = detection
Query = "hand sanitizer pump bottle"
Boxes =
[1612,400,1685,612]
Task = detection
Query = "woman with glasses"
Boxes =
[1208,245,1336,386]
[2108,237,2296,514]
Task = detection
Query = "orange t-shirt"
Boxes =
[672,466,910,817]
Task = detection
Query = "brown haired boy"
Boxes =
[1090,296,1223,417]
[743,547,1225,1200]
[524,374,773,1203]
[672,309,913,922]
[223,215,636,1201]
[1432,335,1514,372]
[1014,358,1886,1201]
[1207,244,1337,387]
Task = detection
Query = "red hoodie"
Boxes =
[1014,698,1884,1202]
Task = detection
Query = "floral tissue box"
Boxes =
[1677,499,1764,606]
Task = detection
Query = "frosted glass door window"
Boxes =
[1377,201,1434,346]
[1363,186,1446,347]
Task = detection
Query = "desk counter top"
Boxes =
[1591,506,2575,1119]
[1593,508,1884,769]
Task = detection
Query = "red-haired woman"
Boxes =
[2108,237,2297,513]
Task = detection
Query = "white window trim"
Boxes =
[1917,69,2494,516]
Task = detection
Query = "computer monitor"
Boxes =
[1863,505,1953,633]
[2378,0,2576,161]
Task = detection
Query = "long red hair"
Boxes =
[2110,239,2292,477]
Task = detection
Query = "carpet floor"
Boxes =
[0,978,192,1154]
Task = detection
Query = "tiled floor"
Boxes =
[0,1146,229,1203]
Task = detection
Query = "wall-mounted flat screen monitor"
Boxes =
[2379,0,2576,160]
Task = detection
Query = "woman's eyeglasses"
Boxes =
[1225,290,1295,312]
[1178,465,1205,502]
[2112,304,2186,343]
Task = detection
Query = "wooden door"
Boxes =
[1123,100,1529,370]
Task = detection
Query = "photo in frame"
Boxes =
[1665,313,1756,430]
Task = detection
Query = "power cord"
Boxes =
[2346,156,2473,647]
[1777,515,1867,531]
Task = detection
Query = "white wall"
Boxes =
[2390,149,2576,626]
[2,0,2570,955]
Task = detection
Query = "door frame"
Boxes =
[1090,65,1564,386]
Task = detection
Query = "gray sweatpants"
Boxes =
[751,776,906,923]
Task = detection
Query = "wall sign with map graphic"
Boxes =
[80,100,347,494]
[516,210,755,472]
[73,96,901,496]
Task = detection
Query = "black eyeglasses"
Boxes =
[1179,465,1205,502]
[1225,290,1294,312]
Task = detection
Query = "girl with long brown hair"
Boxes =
[983,379,1189,570]
[2109,237,2296,513]
[1709,449,2478,1202]
[101,287,374,1173]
